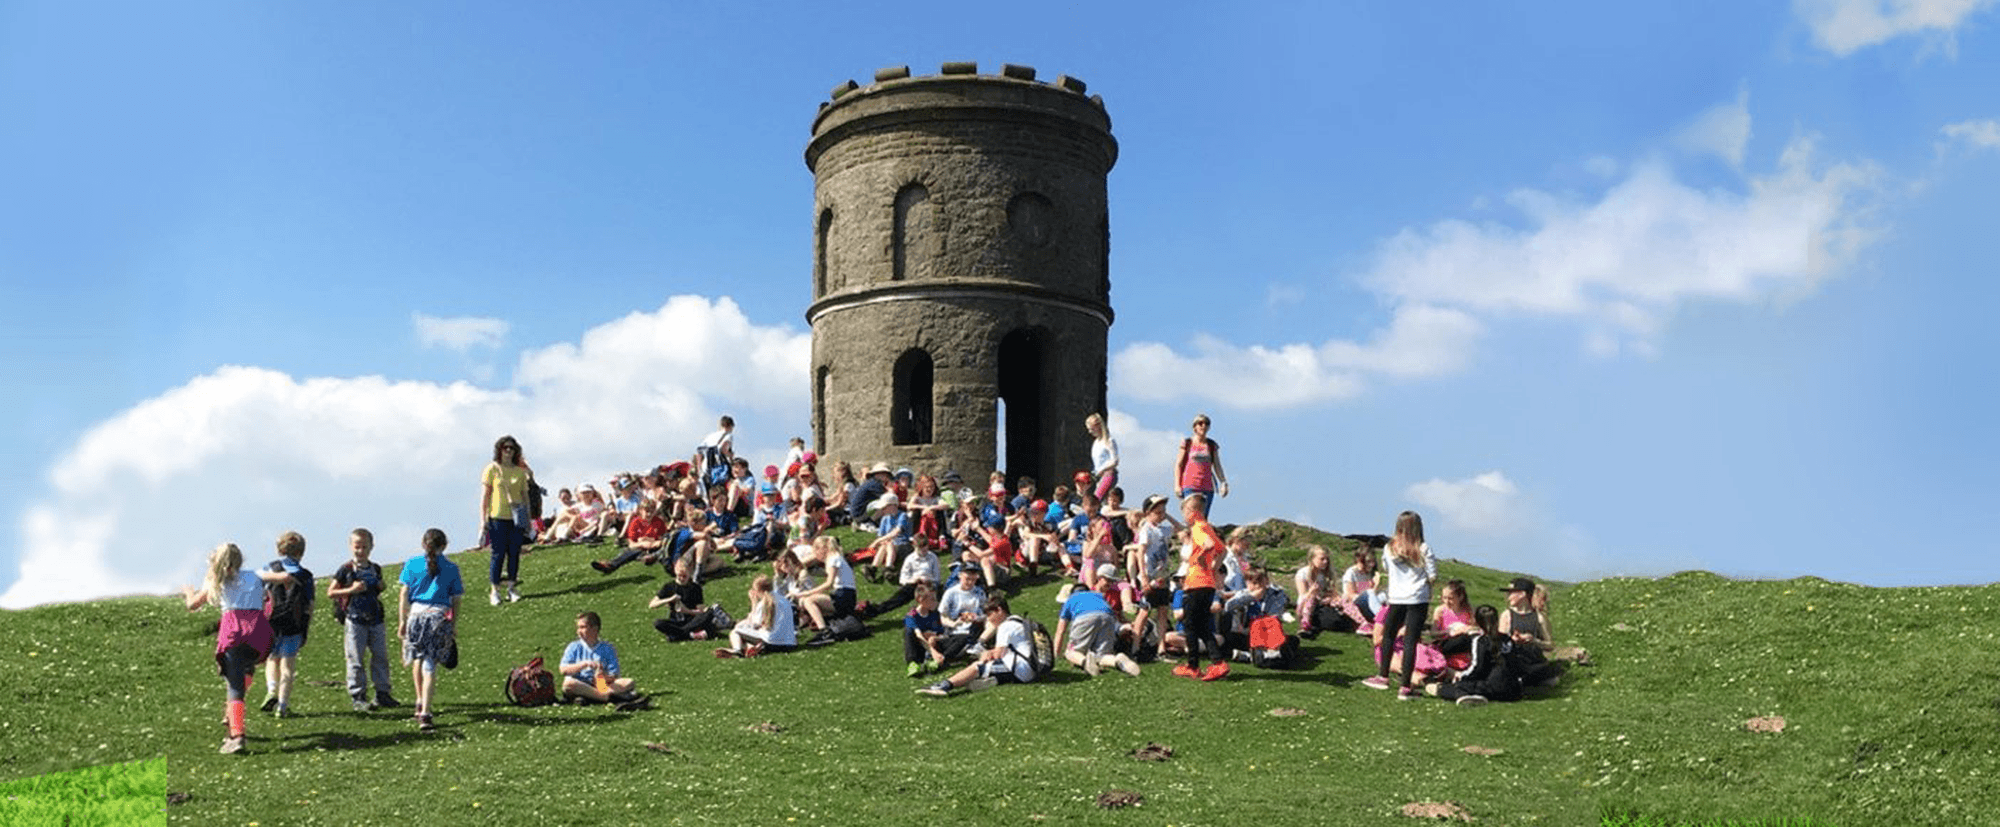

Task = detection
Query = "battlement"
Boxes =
[808,61,1114,171]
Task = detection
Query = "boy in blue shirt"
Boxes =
[901,584,947,677]
[560,611,649,711]
[328,528,398,712]
[1053,577,1141,678]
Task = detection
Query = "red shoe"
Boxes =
[1171,663,1200,679]
[1200,662,1231,682]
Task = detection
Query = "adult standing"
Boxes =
[482,435,532,606]
[399,528,463,732]
[1085,413,1119,502]
[1173,414,1229,521]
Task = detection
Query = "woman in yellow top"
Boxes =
[482,435,533,606]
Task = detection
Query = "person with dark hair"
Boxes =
[482,435,533,606]
[917,595,1035,696]
[398,528,462,732]
[1428,605,1522,706]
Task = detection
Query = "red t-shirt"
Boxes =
[624,514,667,543]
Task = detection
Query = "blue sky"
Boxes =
[3,1,1997,607]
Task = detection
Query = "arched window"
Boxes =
[892,184,931,281]
[891,348,933,446]
[815,207,834,296]
[815,365,831,453]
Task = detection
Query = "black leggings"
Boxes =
[1376,602,1428,687]
[1182,587,1217,669]
[220,644,259,700]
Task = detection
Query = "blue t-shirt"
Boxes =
[877,512,912,542]
[903,608,945,635]
[1060,589,1114,621]
[398,555,464,606]
[561,638,619,683]
[979,502,1007,530]
[708,508,739,536]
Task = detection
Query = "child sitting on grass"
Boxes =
[868,533,940,618]
[1428,605,1519,707]
[648,556,710,641]
[717,575,797,658]
[902,584,948,677]
[1053,570,1142,678]
[917,595,1035,696]
[559,611,649,711]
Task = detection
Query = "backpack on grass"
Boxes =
[504,656,557,707]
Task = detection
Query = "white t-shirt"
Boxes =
[991,617,1034,682]
[1342,564,1381,602]
[221,569,266,611]
[899,550,940,586]
[1135,520,1173,582]
[1382,543,1437,605]
[826,553,856,591]
[738,591,797,647]
[1091,437,1118,476]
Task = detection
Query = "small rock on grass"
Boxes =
[1268,707,1309,717]
[1744,715,1786,733]
[746,721,784,734]
[1096,790,1144,809]
[1129,742,1174,762]
[1400,801,1473,821]
[166,792,192,806]
[1461,745,1503,757]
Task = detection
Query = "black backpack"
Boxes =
[264,561,315,638]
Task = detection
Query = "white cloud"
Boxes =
[1406,471,1527,538]
[1675,86,1753,167]
[1362,135,1883,354]
[413,312,509,351]
[1795,0,1996,56]
[1404,471,1629,581]
[3,296,810,609]
[1941,118,2000,151]
[1110,304,1483,409]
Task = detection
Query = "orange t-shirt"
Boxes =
[1183,521,1224,590]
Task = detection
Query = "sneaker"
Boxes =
[274,704,291,719]
[508,584,522,603]
[689,630,708,641]
[1083,654,1102,678]
[375,694,400,709]
[1356,623,1375,636]
[418,713,435,732]
[1200,662,1230,682]
[352,699,372,713]
[907,661,925,678]
[1172,663,1200,679]
[1361,676,1393,690]
[591,560,612,575]
[1116,655,1142,677]
[964,676,999,693]
[219,736,246,755]
[1397,686,1418,701]
[489,589,501,607]
[915,683,951,697]
[259,697,279,713]
[744,643,765,658]
[1456,694,1488,707]
[713,647,740,659]
[1281,611,1297,624]
[614,695,652,712]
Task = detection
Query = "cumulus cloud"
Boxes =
[1941,118,2000,151]
[1111,304,1482,409]
[413,312,509,351]
[1795,0,1996,56]
[4,296,810,609]
[1363,135,1883,354]
[1405,471,1612,580]
[1675,86,1753,167]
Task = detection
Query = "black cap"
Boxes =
[1501,577,1536,593]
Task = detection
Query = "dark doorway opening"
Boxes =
[997,328,1044,486]
[892,348,933,445]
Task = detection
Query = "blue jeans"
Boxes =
[1178,488,1215,520]
[487,518,522,585]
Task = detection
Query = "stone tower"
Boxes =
[806,62,1116,489]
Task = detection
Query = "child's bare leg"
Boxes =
[803,595,829,630]
[562,677,610,703]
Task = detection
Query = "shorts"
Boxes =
[831,587,857,619]
[1144,586,1172,608]
[1066,612,1118,656]
[271,633,306,658]
[976,658,1025,684]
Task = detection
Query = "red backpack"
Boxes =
[504,656,557,707]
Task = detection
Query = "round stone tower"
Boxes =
[806,62,1116,489]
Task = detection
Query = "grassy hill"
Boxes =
[0,523,1993,826]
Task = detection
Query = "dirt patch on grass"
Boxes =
[1744,715,1786,733]
[1268,707,1309,717]
[165,792,191,806]
[1129,742,1173,761]
[1400,800,1473,820]
[1096,790,1144,808]
[1461,745,1503,757]
[745,721,784,734]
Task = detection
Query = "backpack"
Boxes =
[1010,615,1056,681]
[264,562,315,638]
[504,656,557,707]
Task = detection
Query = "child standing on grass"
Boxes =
[328,528,398,712]
[398,529,462,733]
[560,611,649,710]
[1362,511,1437,700]
[1174,495,1229,682]
[184,542,297,754]
[260,531,313,718]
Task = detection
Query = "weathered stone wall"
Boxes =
[806,63,1115,487]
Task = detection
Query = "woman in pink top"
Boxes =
[1173,414,1228,520]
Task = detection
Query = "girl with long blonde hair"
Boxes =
[1361,511,1437,699]
[183,543,296,754]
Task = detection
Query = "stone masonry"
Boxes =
[806,62,1117,489]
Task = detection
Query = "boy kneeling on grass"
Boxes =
[560,611,651,711]
[917,595,1034,697]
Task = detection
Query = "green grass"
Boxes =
[1,529,1994,825]
[0,757,164,826]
